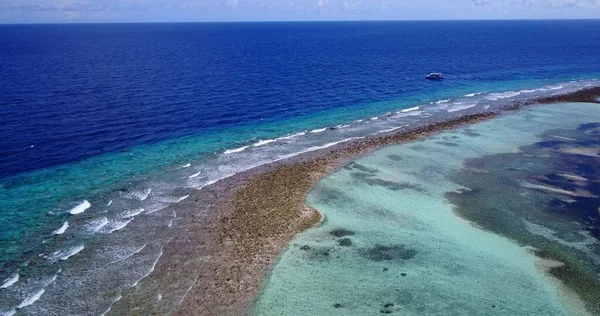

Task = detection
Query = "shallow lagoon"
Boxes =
[255,103,600,315]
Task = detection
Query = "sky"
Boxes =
[0,0,599,23]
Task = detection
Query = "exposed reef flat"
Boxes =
[107,88,600,315]
[534,87,600,104]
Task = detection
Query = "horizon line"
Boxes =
[2,17,600,26]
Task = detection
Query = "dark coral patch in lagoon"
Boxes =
[302,246,335,261]
[463,130,481,137]
[362,245,417,262]
[435,141,460,147]
[345,162,380,174]
[330,229,355,237]
[578,122,600,132]
[338,238,353,247]
[350,172,426,192]
[386,154,403,162]
[312,187,347,205]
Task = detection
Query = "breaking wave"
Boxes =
[51,221,69,235]
[69,200,90,215]
[1,273,19,289]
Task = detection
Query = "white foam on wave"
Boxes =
[253,139,277,147]
[42,245,83,262]
[52,221,69,235]
[101,218,134,234]
[485,91,521,101]
[189,137,367,191]
[401,106,420,113]
[175,195,189,203]
[309,128,327,134]
[16,288,44,309]
[278,131,306,140]
[335,124,351,129]
[370,116,379,121]
[87,217,109,233]
[1,273,18,289]
[195,177,230,190]
[109,244,147,265]
[100,295,122,316]
[394,110,423,118]
[464,92,484,97]
[180,163,191,168]
[107,200,113,207]
[1,309,15,316]
[69,200,91,215]
[435,99,450,104]
[224,146,249,154]
[131,247,163,288]
[548,85,563,90]
[46,274,57,286]
[144,203,169,215]
[378,126,403,133]
[120,208,145,219]
[155,195,189,204]
[123,189,152,201]
[520,89,536,93]
[447,103,477,113]
[178,274,200,305]
[56,245,84,261]
[277,137,364,161]
[188,170,202,179]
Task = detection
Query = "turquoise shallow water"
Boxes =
[255,103,600,315]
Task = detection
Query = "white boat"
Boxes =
[426,73,444,80]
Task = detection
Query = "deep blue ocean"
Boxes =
[1,20,600,315]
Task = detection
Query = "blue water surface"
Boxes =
[1,20,600,178]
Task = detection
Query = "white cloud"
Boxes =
[3,0,600,22]
[227,0,240,8]
[474,0,600,8]
[473,0,491,6]
[340,0,362,12]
